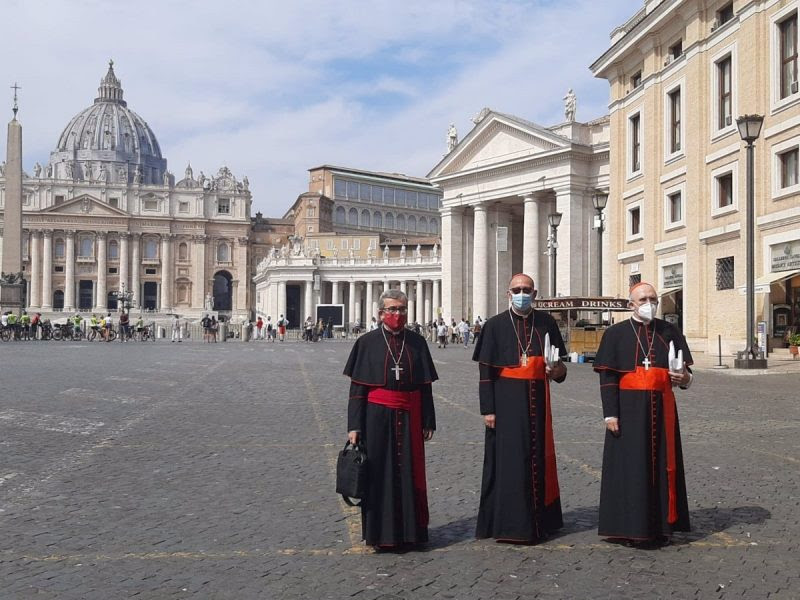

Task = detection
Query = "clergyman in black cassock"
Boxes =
[473,274,567,543]
[344,291,437,548]
[593,282,693,542]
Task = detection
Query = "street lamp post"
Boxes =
[734,114,767,369]
[592,191,609,296]
[547,212,562,298]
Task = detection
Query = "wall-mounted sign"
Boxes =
[662,264,683,289]
[533,297,628,310]
[770,240,800,272]
[496,226,508,252]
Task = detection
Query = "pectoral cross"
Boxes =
[392,363,403,381]
[521,354,528,367]
[643,356,651,370]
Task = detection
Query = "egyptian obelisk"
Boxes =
[0,83,25,313]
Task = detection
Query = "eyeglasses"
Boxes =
[382,306,408,314]
[509,287,533,294]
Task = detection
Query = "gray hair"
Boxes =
[378,289,408,309]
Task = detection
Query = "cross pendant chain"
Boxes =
[643,356,651,370]
[392,363,403,381]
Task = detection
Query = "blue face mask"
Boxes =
[511,293,533,311]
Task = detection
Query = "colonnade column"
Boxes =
[64,230,76,311]
[277,281,287,317]
[400,281,407,295]
[354,283,362,324]
[472,204,489,321]
[522,194,540,279]
[160,235,172,312]
[441,205,463,323]
[348,280,356,326]
[131,233,141,308]
[95,232,107,311]
[304,279,314,321]
[41,231,53,310]
[416,279,425,325]
[365,280,374,323]
[424,281,432,324]
[432,279,440,322]
[119,233,130,295]
[331,280,340,304]
[407,282,415,324]
[29,230,42,309]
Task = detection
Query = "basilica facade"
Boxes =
[0,62,252,319]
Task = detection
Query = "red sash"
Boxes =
[619,366,679,524]
[498,356,560,507]
[367,388,428,528]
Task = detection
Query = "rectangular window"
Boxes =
[717,56,732,129]
[217,198,230,214]
[326,240,335,250]
[630,114,641,173]
[718,2,734,26]
[407,191,418,208]
[307,206,315,217]
[145,268,157,275]
[780,15,798,99]
[780,148,799,188]
[716,256,735,290]
[54,265,64,273]
[396,190,406,207]
[353,239,361,250]
[669,89,681,153]
[341,239,349,250]
[369,239,377,249]
[383,188,394,205]
[668,191,682,224]
[371,186,382,203]
[632,70,642,88]
[109,197,119,208]
[629,206,641,237]
[670,40,683,60]
[629,274,642,287]
[334,179,346,199]
[346,181,359,200]
[359,184,371,201]
[55,195,65,205]
[717,172,734,207]
[179,201,190,213]
[108,267,118,274]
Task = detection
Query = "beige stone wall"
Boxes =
[595,0,800,353]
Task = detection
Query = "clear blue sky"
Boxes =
[3,0,637,216]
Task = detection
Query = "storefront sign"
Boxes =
[770,241,800,272]
[662,264,683,289]
[533,297,628,310]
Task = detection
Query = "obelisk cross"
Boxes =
[11,82,20,118]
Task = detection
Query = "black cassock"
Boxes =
[472,309,567,543]
[344,327,437,546]
[594,317,693,540]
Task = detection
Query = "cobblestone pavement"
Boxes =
[0,339,797,599]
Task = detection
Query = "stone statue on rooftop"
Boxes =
[564,88,577,122]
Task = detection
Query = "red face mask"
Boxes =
[382,312,407,331]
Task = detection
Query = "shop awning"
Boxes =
[754,269,800,286]
[659,286,682,297]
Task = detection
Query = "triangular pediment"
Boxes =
[42,194,128,216]
[428,112,570,179]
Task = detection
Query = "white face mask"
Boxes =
[636,302,657,322]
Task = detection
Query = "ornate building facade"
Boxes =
[0,62,252,318]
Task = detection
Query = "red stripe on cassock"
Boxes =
[366,388,428,528]
[498,356,560,508]
[619,366,679,524]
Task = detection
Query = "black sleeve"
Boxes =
[599,370,620,419]
[478,363,498,415]
[549,319,568,358]
[347,382,369,432]
[421,383,436,430]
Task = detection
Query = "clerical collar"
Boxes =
[630,315,652,325]
[382,324,404,336]
[509,307,534,319]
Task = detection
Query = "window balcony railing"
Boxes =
[76,256,95,263]
[141,257,160,265]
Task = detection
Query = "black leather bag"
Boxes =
[336,441,368,506]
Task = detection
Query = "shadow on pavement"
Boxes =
[427,515,478,548]
[679,505,772,542]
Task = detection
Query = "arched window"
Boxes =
[408,215,416,232]
[54,238,65,258]
[373,211,382,229]
[335,206,346,224]
[385,212,395,230]
[79,236,93,257]
[396,214,406,231]
[144,238,158,259]
[178,242,189,261]
[360,209,370,227]
[348,208,358,226]
[108,239,119,260]
[429,218,439,235]
[217,242,230,263]
[418,217,428,233]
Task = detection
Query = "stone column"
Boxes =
[383,278,390,293]
[365,280,374,323]
[29,230,42,309]
[407,282,415,324]
[400,280,407,295]
[348,280,356,326]
[41,231,53,310]
[160,234,172,311]
[192,235,206,310]
[441,206,463,323]
[331,280,340,304]
[522,194,540,279]
[424,281,432,324]
[64,230,76,311]
[277,280,287,318]
[119,233,130,295]
[304,279,314,322]
[416,279,425,325]
[554,187,586,297]
[432,278,440,321]
[354,283,362,324]
[95,232,107,311]
[131,233,141,308]
[472,204,488,322]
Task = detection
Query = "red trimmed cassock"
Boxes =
[344,327,438,546]
[472,309,567,543]
[593,317,693,540]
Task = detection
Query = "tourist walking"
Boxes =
[277,314,288,342]
[171,314,182,343]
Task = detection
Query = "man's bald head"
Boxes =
[508,273,535,291]
[628,282,658,304]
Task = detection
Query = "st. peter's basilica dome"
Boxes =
[47,61,167,185]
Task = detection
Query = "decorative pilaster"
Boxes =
[41,231,53,310]
[119,232,130,295]
[64,230,76,311]
[95,232,107,311]
[160,234,172,311]
[131,233,141,307]
[29,230,42,309]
